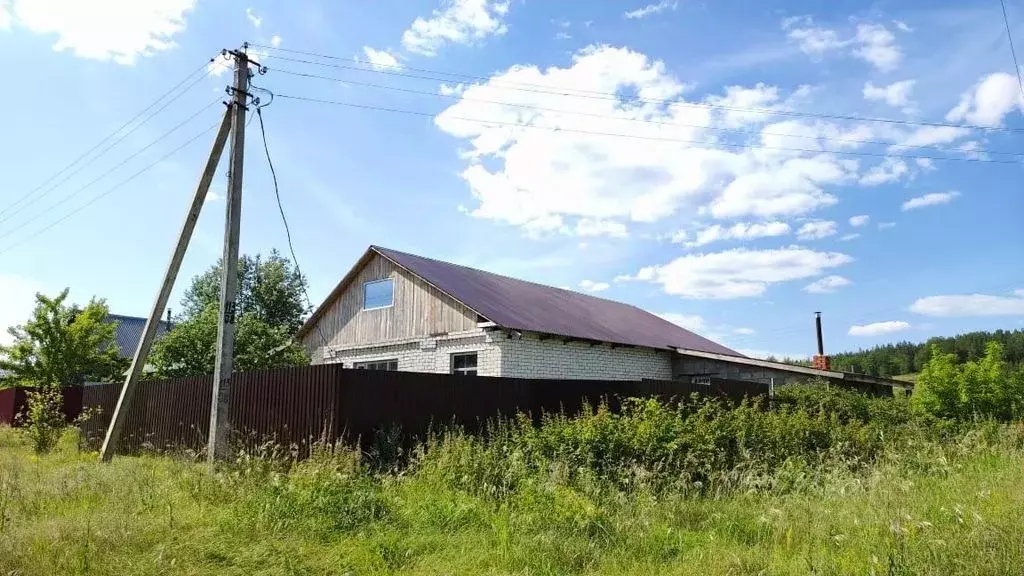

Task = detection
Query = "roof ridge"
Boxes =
[371,245,635,307]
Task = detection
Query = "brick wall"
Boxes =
[493,331,673,380]
[323,329,673,380]
[325,330,501,376]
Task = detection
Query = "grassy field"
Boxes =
[2,405,1024,576]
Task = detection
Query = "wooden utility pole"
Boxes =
[208,48,249,466]
[99,109,233,462]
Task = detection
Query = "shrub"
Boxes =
[19,385,65,454]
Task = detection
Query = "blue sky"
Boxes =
[1,0,1022,359]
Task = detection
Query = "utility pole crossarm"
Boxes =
[99,108,233,462]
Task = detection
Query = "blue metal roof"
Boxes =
[106,314,172,358]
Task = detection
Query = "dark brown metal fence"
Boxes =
[35,364,768,456]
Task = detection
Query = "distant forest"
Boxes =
[810,329,1024,377]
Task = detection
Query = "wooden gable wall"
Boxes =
[302,253,479,357]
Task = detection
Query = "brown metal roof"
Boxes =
[357,246,743,356]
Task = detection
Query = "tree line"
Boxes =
[823,330,1024,377]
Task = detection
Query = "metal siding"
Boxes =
[371,246,742,356]
[76,365,769,456]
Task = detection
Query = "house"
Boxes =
[106,314,172,359]
[297,246,910,391]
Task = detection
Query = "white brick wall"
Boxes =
[325,330,501,376]
[323,329,672,381]
[494,331,672,380]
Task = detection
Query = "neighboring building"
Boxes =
[106,314,172,359]
[297,246,909,391]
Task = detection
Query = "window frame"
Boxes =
[362,278,395,311]
[353,359,399,371]
[451,352,479,376]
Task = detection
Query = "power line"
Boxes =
[250,82,330,349]
[999,0,1024,100]
[0,121,222,258]
[0,59,215,221]
[253,45,1024,134]
[274,92,1021,165]
[270,66,1024,159]
[0,98,224,242]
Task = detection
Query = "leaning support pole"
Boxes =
[99,109,233,462]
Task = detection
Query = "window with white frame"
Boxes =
[353,359,398,371]
[451,352,478,376]
[363,278,394,310]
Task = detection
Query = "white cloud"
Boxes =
[849,320,910,336]
[878,221,896,230]
[5,0,194,65]
[574,218,629,238]
[435,46,856,234]
[915,157,935,171]
[893,20,912,33]
[624,0,677,20]
[803,275,851,293]
[902,191,959,211]
[784,19,902,71]
[849,215,870,227]
[270,34,282,47]
[796,220,837,240]
[362,46,401,70]
[656,312,706,332]
[910,291,1024,317]
[401,0,510,56]
[706,83,781,127]
[839,233,860,241]
[245,7,260,28]
[555,31,571,40]
[783,17,847,55]
[0,276,44,346]
[946,72,1024,127]
[852,23,902,71]
[863,80,915,109]
[859,157,908,186]
[579,279,610,292]
[204,190,223,204]
[894,125,970,148]
[686,221,790,247]
[667,230,688,244]
[0,1,10,30]
[622,246,852,299]
[733,327,756,335]
[709,155,846,219]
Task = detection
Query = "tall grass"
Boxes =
[2,387,1023,575]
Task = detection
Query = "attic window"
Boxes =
[363,278,394,310]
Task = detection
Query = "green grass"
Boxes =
[2,417,1024,576]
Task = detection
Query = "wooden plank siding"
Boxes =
[302,253,479,361]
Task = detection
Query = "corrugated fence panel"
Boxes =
[68,367,770,456]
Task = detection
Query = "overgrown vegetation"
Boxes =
[2,342,1024,574]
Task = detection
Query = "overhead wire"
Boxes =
[0,59,216,221]
[252,45,1024,134]
[999,0,1024,100]
[249,78,330,350]
[273,93,1021,164]
[0,98,225,243]
[269,66,1024,159]
[0,120,224,258]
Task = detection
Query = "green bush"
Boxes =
[18,385,65,455]
[913,342,1024,420]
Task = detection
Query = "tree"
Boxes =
[149,251,310,378]
[0,289,127,388]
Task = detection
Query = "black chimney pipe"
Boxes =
[814,311,824,356]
